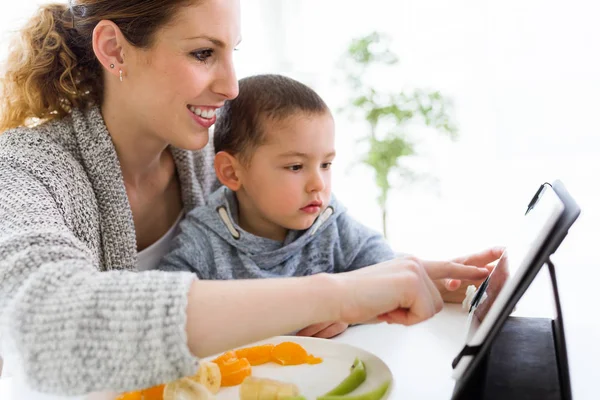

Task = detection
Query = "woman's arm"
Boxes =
[184,255,493,355]
[185,273,340,357]
[0,166,200,395]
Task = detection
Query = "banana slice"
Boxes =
[189,361,221,394]
[163,377,215,400]
[240,376,300,400]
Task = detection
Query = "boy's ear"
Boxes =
[214,151,243,191]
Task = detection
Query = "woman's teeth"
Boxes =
[188,105,216,119]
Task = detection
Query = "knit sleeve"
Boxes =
[0,165,200,395]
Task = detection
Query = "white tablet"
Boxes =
[451,180,580,392]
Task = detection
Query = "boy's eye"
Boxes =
[321,162,333,169]
[191,49,214,63]
[286,165,303,171]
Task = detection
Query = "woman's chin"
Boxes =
[173,131,210,151]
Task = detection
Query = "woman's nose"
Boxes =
[212,58,239,100]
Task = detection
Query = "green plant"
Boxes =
[338,32,457,237]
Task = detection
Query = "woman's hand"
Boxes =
[436,247,504,303]
[333,256,491,326]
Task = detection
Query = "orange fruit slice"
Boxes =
[212,350,237,366]
[140,384,165,400]
[235,344,275,366]
[270,342,309,366]
[220,357,252,387]
[115,392,142,400]
[306,354,323,364]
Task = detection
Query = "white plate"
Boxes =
[205,336,393,399]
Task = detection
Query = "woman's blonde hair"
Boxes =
[0,0,194,132]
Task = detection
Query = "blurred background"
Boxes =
[1,0,599,393]
[1,0,597,258]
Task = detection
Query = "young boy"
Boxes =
[159,74,395,282]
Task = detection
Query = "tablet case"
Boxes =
[451,181,580,400]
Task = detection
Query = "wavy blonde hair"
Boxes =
[0,0,195,133]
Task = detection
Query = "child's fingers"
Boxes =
[445,279,462,291]
[310,322,348,339]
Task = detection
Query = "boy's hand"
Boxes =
[296,321,349,338]
[437,247,503,303]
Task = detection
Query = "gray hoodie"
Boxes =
[159,187,395,279]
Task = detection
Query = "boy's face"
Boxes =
[236,111,335,237]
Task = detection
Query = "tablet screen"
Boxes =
[453,184,565,379]
[469,185,564,338]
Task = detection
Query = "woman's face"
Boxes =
[120,0,241,150]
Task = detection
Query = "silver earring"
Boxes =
[119,69,123,82]
[109,63,115,69]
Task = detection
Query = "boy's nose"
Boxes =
[307,172,326,192]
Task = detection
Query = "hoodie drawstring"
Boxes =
[217,205,334,239]
[217,206,240,239]
[310,206,334,236]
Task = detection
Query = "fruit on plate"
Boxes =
[188,361,221,394]
[218,357,252,387]
[141,384,166,400]
[235,344,275,366]
[115,384,165,400]
[321,358,366,396]
[317,380,390,400]
[213,350,238,366]
[115,360,220,400]
[270,342,321,366]
[239,376,302,400]
[163,377,216,400]
[115,392,142,400]
[211,341,322,387]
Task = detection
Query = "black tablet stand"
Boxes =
[451,259,571,400]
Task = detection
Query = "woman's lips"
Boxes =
[187,107,217,128]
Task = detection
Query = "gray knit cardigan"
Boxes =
[0,106,217,395]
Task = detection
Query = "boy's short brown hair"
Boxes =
[213,74,330,164]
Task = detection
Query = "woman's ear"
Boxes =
[214,151,244,191]
[92,20,128,79]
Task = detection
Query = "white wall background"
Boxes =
[242,0,600,260]
[2,0,597,259]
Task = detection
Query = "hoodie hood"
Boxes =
[196,186,345,269]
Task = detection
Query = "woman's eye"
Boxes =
[286,165,303,171]
[191,49,214,63]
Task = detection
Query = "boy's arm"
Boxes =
[297,211,395,338]
[159,210,214,278]
[335,211,396,272]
